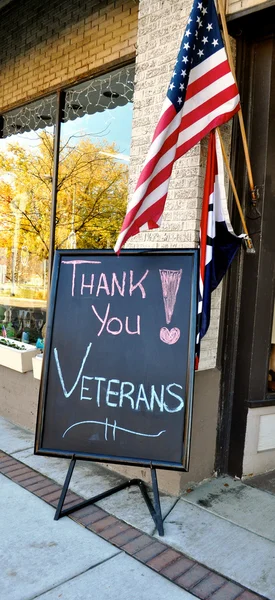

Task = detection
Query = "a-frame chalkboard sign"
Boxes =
[35,249,198,535]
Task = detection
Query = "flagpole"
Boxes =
[217,128,250,239]
[216,0,258,207]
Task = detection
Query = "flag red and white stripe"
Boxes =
[115,0,240,254]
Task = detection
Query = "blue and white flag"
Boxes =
[195,129,243,368]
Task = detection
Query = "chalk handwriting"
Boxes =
[80,375,184,413]
[62,261,149,299]
[96,273,110,296]
[62,418,166,441]
[112,272,126,296]
[81,272,128,297]
[54,343,185,413]
[54,343,92,398]
[81,273,95,296]
[129,270,149,298]
[62,260,101,296]
[160,327,181,345]
[159,269,182,324]
[91,304,140,336]
[81,376,105,406]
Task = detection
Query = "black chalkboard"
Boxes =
[35,249,198,470]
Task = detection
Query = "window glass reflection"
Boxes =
[56,64,134,250]
[0,64,135,344]
[0,95,57,342]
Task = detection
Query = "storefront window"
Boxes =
[56,65,134,250]
[0,65,135,343]
[0,96,57,341]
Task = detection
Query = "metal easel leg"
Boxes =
[54,456,133,520]
[133,467,164,536]
[54,459,164,535]
[150,466,164,536]
[54,455,76,520]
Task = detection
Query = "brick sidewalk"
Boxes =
[0,450,266,600]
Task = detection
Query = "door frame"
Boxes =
[216,5,275,476]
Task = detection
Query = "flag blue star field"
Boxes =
[115,0,240,253]
[195,130,243,369]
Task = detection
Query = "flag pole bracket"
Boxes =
[243,236,256,254]
[250,186,260,207]
[243,187,260,253]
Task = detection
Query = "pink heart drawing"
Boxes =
[160,327,181,345]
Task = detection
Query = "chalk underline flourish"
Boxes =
[62,418,166,441]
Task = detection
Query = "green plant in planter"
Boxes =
[0,338,26,350]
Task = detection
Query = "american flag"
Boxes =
[195,130,243,368]
[114,0,240,254]
[1,324,7,338]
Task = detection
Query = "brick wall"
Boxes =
[0,0,138,113]
[127,0,228,370]
[227,0,269,14]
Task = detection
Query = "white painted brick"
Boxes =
[227,0,267,14]
[125,0,235,370]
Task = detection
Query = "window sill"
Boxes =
[246,394,275,408]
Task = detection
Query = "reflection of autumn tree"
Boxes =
[0,131,128,263]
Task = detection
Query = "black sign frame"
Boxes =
[35,249,198,472]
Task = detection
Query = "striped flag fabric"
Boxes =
[115,0,240,253]
[195,129,243,368]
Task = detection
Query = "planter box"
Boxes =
[0,336,38,373]
[32,354,43,380]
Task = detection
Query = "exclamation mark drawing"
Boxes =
[159,269,182,345]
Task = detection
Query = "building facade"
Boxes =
[0,0,274,495]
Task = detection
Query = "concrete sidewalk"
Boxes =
[0,416,273,600]
[0,475,194,600]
